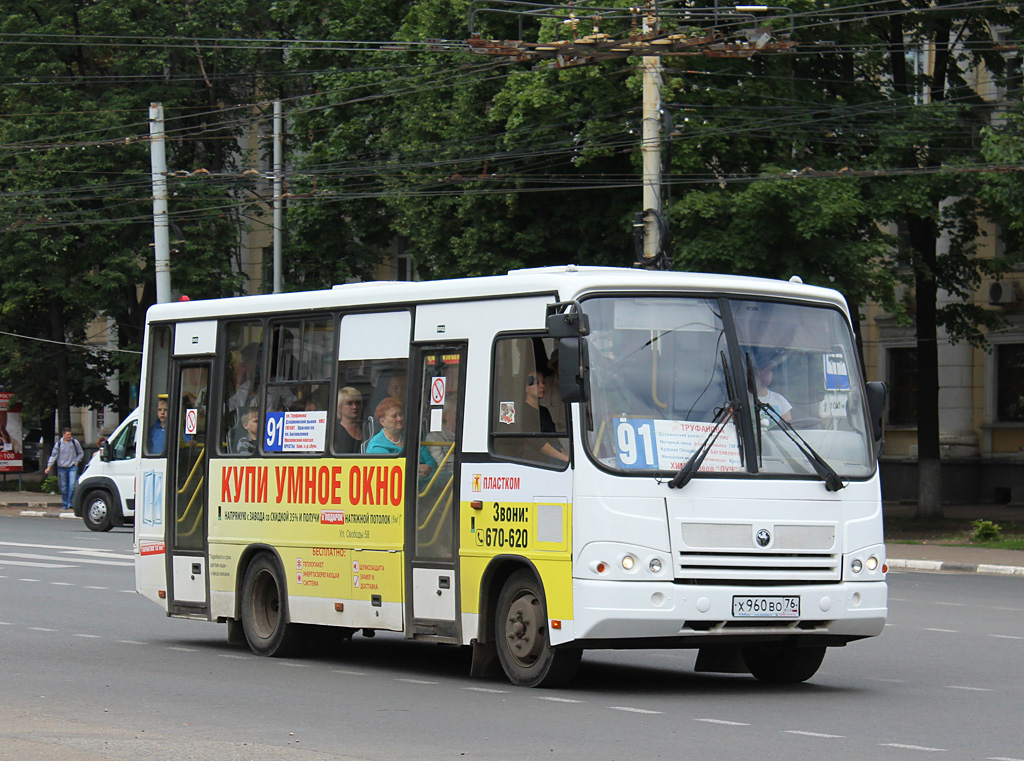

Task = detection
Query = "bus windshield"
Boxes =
[581,295,875,480]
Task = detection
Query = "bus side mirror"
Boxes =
[866,381,886,443]
[547,303,591,404]
[557,337,590,404]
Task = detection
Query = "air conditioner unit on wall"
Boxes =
[987,280,1022,306]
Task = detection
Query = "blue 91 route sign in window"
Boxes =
[264,411,328,453]
[615,419,658,469]
[264,412,286,451]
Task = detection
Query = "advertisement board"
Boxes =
[0,393,23,473]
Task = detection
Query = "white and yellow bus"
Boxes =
[135,265,888,687]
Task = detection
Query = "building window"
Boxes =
[996,343,1024,422]
[888,347,918,425]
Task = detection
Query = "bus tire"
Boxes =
[742,641,826,684]
[240,554,299,657]
[495,570,581,687]
[82,489,114,532]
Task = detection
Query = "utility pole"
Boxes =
[640,1,663,263]
[273,100,284,294]
[149,103,172,304]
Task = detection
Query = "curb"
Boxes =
[887,558,1024,577]
[14,510,76,519]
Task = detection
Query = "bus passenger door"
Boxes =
[407,345,465,641]
[167,361,212,615]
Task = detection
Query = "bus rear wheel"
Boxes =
[742,641,826,683]
[495,570,581,687]
[241,554,299,657]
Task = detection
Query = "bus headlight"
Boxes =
[621,554,636,571]
[649,557,662,574]
[851,558,863,574]
[866,556,879,571]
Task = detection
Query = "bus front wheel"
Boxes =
[495,570,581,687]
[241,554,299,657]
[742,641,826,683]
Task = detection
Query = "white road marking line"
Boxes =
[536,696,583,703]
[394,678,437,684]
[946,685,991,692]
[784,730,846,739]
[610,706,662,714]
[465,687,509,694]
[0,552,130,567]
[923,628,958,633]
[218,654,247,659]
[0,621,12,625]
[868,678,908,683]
[992,607,1022,612]
[695,718,749,726]
[74,634,101,639]
[988,756,1024,761]
[880,743,946,752]
[61,549,134,560]
[49,581,74,586]
[934,601,964,607]
[331,669,367,676]
[83,586,108,590]
[29,627,57,632]
[17,578,41,582]
[991,634,1024,640]
[277,662,311,668]
[167,646,196,652]
[117,640,145,645]
[0,540,121,552]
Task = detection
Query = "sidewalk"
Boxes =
[1,490,1022,577]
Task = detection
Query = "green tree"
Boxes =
[0,0,282,433]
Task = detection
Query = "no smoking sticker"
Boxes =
[184,408,198,436]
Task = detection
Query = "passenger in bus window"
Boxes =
[365,397,436,478]
[235,408,259,455]
[335,387,364,453]
[149,397,169,455]
[228,343,261,411]
[525,372,569,463]
[753,363,792,423]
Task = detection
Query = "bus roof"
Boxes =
[144,265,849,323]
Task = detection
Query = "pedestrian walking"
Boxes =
[45,427,85,510]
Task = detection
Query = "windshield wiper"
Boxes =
[746,358,844,492]
[669,351,738,489]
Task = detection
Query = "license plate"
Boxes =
[732,595,800,618]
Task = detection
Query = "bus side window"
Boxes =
[221,322,263,455]
[335,359,407,454]
[144,325,172,457]
[265,319,333,417]
[490,336,568,468]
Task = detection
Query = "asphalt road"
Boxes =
[1,516,1022,761]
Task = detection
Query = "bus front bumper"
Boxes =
[569,578,887,644]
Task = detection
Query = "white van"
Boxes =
[73,408,138,532]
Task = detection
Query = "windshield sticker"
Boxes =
[614,418,742,472]
[499,401,516,425]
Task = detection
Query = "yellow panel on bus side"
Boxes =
[459,494,574,623]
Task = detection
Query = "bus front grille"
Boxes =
[675,551,840,582]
